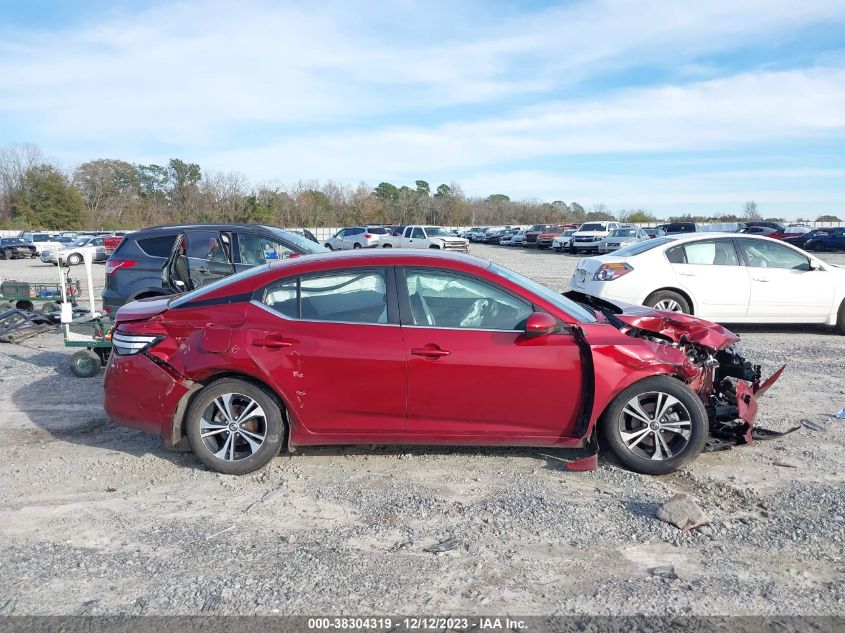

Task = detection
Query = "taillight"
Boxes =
[112,330,161,355]
[594,263,633,281]
[364,234,372,239]
[105,259,136,275]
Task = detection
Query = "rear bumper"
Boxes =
[103,352,191,438]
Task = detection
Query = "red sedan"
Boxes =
[103,250,781,475]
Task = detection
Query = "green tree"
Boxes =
[623,210,658,224]
[240,195,273,223]
[14,165,85,229]
[816,214,841,222]
[434,184,451,198]
[570,202,585,222]
[374,182,399,201]
[584,210,616,221]
[487,193,510,204]
[415,180,430,197]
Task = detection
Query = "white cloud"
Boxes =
[202,66,845,180]
[1,0,844,145]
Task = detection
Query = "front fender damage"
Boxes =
[616,312,792,451]
[560,295,794,470]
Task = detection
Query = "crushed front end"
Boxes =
[567,292,789,451]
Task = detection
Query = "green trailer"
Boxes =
[0,278,80,314]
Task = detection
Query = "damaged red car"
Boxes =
[103,250,782,475]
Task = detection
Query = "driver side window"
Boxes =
[738,239,810,270]
[403,269,533,330]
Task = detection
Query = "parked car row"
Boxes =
[325,225,470,252]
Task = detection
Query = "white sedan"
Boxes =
[570,233,845,330]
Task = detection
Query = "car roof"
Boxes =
[129,223,297,235]
[270,248,489,271]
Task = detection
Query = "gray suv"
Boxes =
[102,224,327,315]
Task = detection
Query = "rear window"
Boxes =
[366,227,388,234]
[614,236,675,257]
[136,235,177,258]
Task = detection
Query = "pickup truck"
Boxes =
[20,232,67,256]
[379,225,469,252]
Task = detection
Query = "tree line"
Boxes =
[0,144,838,230]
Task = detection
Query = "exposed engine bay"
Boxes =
[566,291,794,450]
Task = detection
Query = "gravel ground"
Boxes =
[0,246,844,616]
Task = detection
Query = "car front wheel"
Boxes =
[186,378,285,475]
[601,376,708,475]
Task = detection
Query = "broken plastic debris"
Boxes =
[831,408,845,420]
[800,419,827,433]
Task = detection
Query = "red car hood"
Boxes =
[615,305,740,350]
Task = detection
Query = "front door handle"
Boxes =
[252,336,293,350]
[678,272,696,277]
[752,277,771,282]
[411,346,451,358]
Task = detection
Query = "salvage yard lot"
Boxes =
[1,245,844,615]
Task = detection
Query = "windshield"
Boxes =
[424,227,451,237]
[614,236,675,256]
[1,238,26,245]
[269,229,327,253]
[529,225,549,232]
[490,263,597,323]
[70,238,91,246]
[579,223,605,232]
[610,229,637,237]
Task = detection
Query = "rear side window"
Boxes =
[261,269,388,324]
[666,240,739,266]
[137,235,177,258]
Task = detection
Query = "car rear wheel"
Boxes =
[811,242,825,253]
[382,243,392,248]
[353,243,362,249]
[645,290,691,314]
[66,253,82,266]
[601,376,708,475]
[325,243,333,250]
[186,378,285,475]
[836,299,845,335]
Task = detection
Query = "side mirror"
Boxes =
[524,312,557,337]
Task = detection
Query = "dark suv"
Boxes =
[102,224,327,314]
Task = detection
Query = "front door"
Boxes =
[737,239,834,320]
[398,267,583,440]
[247,267,407,437]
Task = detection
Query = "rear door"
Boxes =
[664,238,751,320]
[247,266,406,437]
[398,267,583,440]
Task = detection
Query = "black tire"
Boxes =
[325,244,333,250]
[70,349,101,378]
[382,243,392,248]
[0,250,6,260]
[644,289,691,314]
[186,378,285,475]
[41,301,60,315]
[66,253,82,266]
[600,375,708,475]
[429,244,440,249]
[353,243,362,249]
[836,300,845,335]
[569,244,576,255]
[15,300,34,312]
[811,242,825,253]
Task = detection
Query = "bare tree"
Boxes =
[743,200,761,220]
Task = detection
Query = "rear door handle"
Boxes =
[411,346,451,358]
[679,272,696,277]
[753,277,770,282]
[252,336,293,349]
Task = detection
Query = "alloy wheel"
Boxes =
[617,391,692,461]
[199,393,267,461]
[653,298,683,312]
